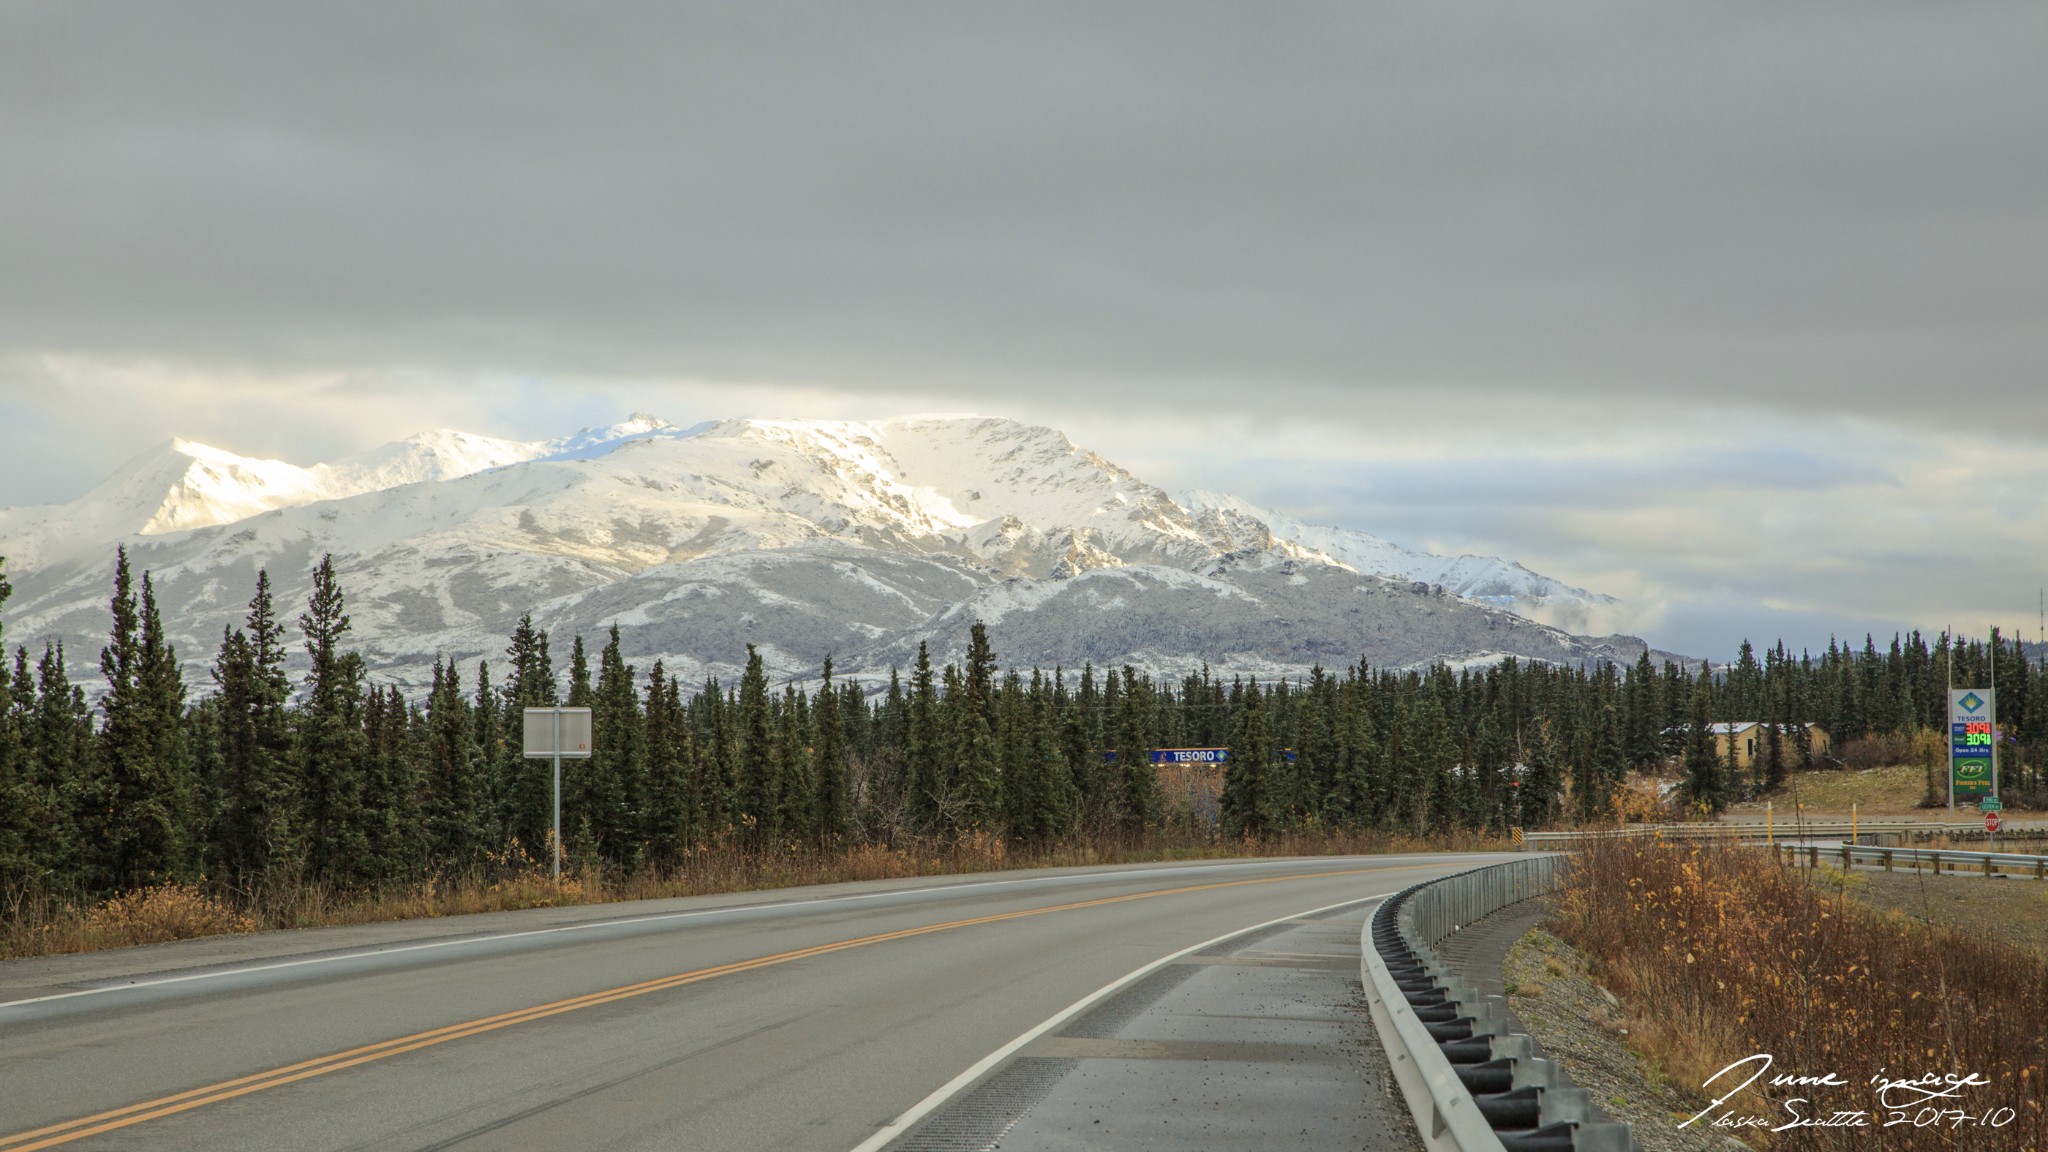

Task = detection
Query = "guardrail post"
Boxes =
[1883,849,1893,872]
[1839,845,1850,870]
[1808,845,1818,869]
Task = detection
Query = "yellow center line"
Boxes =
[1,861,1426,1151]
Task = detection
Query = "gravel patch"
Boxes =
[1502,927,1731,1152]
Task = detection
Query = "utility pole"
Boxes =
[1991,626,1999,806]
[1946,626,1954,813]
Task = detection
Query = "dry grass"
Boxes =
[1553,838,2048,1151]
[0,825,1502,961]
[1,884,258,955]
[1726,764,1931,817]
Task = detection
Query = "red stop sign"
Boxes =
[1986,811,2002,833]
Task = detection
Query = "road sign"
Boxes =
[523,707,592,759]
[1981,796,2003,812]
[1950,688,1996,802]
[1100,747,1297,764]
[1986,811,2002,833]
[524,707,594,882]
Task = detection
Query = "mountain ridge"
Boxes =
[0,415,1654,694]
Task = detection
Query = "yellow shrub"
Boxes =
[86,884,255,946]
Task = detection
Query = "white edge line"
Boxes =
[844,888,1395,1152]
[0,857,1450,1014]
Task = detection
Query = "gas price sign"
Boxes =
[1950,689,1996,801]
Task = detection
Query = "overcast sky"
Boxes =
[4,2,2045,658]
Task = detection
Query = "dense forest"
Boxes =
[1,551,2043,898]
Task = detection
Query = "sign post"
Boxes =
[523,707,593,881]
[1950,689,1995,806]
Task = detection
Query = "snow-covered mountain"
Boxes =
[0,415,1645,694]
[1179,490,1623,634]
[0,415,692,568]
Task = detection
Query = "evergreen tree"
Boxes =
[695,677,735,835]
[904,643,942,832]
[734,645,776,847]
[1587,704,1626,821]
[1221,683,1274,837]
[499,615,557,855]
[295,555,372,885]
[641,662,696,863]
[425,658,490,867]
[1111,667,1156,834]
[813,658,847,844]
[585,625,645,866]
[0,562,21,877]
[951,670,1001,833]
[1682,667,1726,814]
[208,570,299,883]
[94,550,190,888]
[22,643,92,888]
[774,686,814,844]
[362,685,424,880]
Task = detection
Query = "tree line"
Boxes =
[1,551,2043,897]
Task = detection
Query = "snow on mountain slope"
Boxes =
[314,428,548,495]
[1179,489,1621,633]
[533,414,709,462]
[0,415,698,569]
[0,414,1647,695]
[0,439,328,569]
[863,554,1637,682]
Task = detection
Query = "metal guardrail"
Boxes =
[1777,841,2048,878]
[1361,858,1635,1152]
[1521,820,2023,847]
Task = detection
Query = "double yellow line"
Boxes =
[1,863,1399,1151]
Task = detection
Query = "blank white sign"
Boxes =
[523,707,594,758]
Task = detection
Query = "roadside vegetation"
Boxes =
[1552,838,2048,1150]
[0,826,1495,959]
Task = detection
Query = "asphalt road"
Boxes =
[0,854,1506,1151]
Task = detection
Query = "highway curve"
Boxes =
[0,854,1510,1151]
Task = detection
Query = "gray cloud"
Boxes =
[4,2,2046,657]
[4,3,2046,415]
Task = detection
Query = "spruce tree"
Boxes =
[1588,704,1626,822]
[425,658,490,867]
[641,662,696,863]
[499,615,558,856]
[585,625,645,866]
[295,555,372,886]
[1519,720,1561,829]
[23,643,92,888]
[1681,667,1725,814]
[734,645,776,847]
[904,643,942,832]
[1112,667,1156,834]
[813,658,847,844]
[94,550,189,888]
[361,685,424,879]
[952,680,1001,833]
[1221,683,1273,837]
[208,570,299,883]
[0,562,21,877]
[774,686,814,844]
[695,677,735,835]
